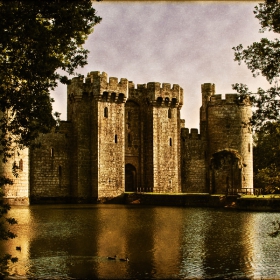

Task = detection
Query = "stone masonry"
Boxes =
[1,71,253,204]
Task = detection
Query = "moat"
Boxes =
[1,204,280,279]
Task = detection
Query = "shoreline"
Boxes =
[5,193,280,212]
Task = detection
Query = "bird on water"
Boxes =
[107,255,117,260]
[119,257,129,262]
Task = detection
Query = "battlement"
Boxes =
[181,128,201,140]
[68,72,184,107]
[68,71,128,100]
[201,83,215,98]
[128,81,183,106]
[208,93,240,105]
[180,119,185,129]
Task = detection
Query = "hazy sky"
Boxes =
[52,1,274,129]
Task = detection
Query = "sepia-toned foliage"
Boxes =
[253,121,280,193]
[0,0,101,274]
[233,0,280,130]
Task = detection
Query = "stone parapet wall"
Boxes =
[67,71,128,103]
[30,127,71,199]
[128,82,183,108]
[181,128,207,193]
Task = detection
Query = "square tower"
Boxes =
[67,72,128,201]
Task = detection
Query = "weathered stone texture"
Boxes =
[203,89,253,194]
[127,82,183,193]
[181,129,207,193]
[66,71,127,200]
[2,73,254,203]
[125,100,141,191]
[153,106,180,193]
[97,100,125,198]
[0,147,29,204]
[30,126,71,200]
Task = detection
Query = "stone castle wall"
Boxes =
[30,123,71,201]
[67,90,92,199]
[67,71,128,201]
[152,102,180,193]
[96,97,126,198]
[127,82,183,192]
[181,128,207,193]
[206,94,253,193]
[0,146,29,205]
[2,71,254,203]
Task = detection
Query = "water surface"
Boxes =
[1,204,280,279]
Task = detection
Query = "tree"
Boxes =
[0,0,101,274]
[0,0,101,156]
[232,0,280,130]
[253,121,280,193]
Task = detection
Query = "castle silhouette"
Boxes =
[1,71,253,204]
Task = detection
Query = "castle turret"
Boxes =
[0,110,29,205]
[206,93,253,194]
[200,83,215,138]
[145,82,183,192]
[0,146,29,205]
[124,81,183,192]
[67,71,128,201]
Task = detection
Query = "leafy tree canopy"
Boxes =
[0,0,101,273]
[253,121,280,192]
[233,0,280,130]
[0,0,101,159]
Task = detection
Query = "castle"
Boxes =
[1,71,253,205]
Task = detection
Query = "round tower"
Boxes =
[206,92,253,194]
[0,146,30,205]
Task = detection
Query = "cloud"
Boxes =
[51,1,273,129]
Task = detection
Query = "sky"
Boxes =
[51,1,275,130]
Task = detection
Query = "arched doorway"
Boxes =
[210,150,243,194]
[125,164,137,192]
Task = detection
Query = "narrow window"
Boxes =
[115,135,118,143]
[102,92,108,101]
[168,108,171,119]
[248,143,250,152]
[170,138,172,146]
[104,107,108,118]
[127,111,131,121]
[128,133,132,147]
[51,148,54,157]
[19,159,23,171]
[58,166,62,187]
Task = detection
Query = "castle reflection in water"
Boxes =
[1,205,280,279]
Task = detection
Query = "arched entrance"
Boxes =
[125,164,137,192]
[210,150,243,194]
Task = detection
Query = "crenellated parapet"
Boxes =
[128,81,183,108]
[68,72,184,107]
[67,71,128,103]
[181,128,201,140]
[209,94,237,105]
[202,83,215,98]
[208,93,251,106]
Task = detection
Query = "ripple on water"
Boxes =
[2,206,280,279]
